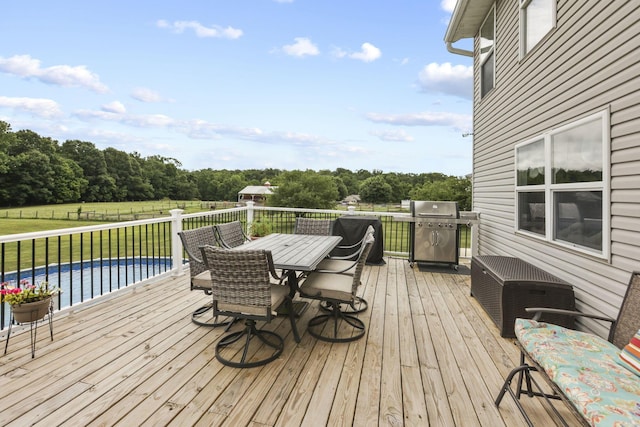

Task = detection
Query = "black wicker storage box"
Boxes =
[471,256,576,338]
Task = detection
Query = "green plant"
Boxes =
[250,219,273,237]
[0,280,59,306]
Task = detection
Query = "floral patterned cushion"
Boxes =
[515,318,640,427]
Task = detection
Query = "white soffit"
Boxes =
[444,0,495,43]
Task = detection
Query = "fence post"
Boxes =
[170,209,184,277]
[347,206,356,215]
[245,201,255,235]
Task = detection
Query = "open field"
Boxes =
[0,201,228,221]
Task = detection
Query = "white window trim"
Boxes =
[514,110,610,259]
[479,5,496,98]
[519,0,557,59]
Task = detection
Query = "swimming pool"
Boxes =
[1,258,173,326]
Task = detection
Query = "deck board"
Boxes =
[0,257,581,426]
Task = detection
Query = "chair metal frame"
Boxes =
[200,245,298,368]
[298,233,375,343]
[495,271,640,426]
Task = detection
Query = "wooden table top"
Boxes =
[239,233,342,271]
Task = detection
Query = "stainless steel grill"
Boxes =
[409,200,460,268]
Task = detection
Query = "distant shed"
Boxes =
[237,182,276,205]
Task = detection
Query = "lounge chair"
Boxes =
[495,271,640,426]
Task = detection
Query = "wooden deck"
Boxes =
[0,257,579,426]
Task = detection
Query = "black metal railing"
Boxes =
[1,205,477,331]
[1,219,173,330]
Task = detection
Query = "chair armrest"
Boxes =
[525,307,616,323]
[326,253,358,261]
[335,241,361,250]
[182,245,204,264]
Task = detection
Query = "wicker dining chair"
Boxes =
[214,220,250,249]
[298,232,375,343]
[178,227,235,327]
[293,217,333,236]
[200,245,298,368]
[312,225,375,314]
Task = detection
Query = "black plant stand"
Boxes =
[4,301,54,358]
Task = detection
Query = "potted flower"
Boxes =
[250,219,273,239]
[1,280,59,323]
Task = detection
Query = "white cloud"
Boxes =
[74,107,328,149]
[0,55,108,93]
[371,129,414,142]
[332,42,381,62]
[282,37,320,57]
[418,62,472,99]
[156,20,243,39]
[101,101,126,114]
[0,96,63,118]
[349,42,382,62]
[131,87,164,103]
[366,111,472,132]
[75,109,176,129]
[441,0,457,13]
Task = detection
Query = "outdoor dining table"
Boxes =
[239,232,342,286]
[237,233,343,325]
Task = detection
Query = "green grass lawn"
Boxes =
[0,200,219,221]
[0,219,107,236]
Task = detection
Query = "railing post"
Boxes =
[470,215,480,257]
[347,206,356,215]
[170,209,184,276]
[246,201,255,235]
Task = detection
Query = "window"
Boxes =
[480,6,495,98]
[520,0,556,55]
[515,112,609,257]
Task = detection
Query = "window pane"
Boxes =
[481,51,494,97]
[518,191,545,235]
[517,139,545,186]
[525,0,554,52]
[552,118,603,183]
[554,191,602,251]
[480,9,494,62]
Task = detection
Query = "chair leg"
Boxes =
[496,359,569,427]
[191,303,236,328]
[215,319,284,368]
[307,302,365,343]
[320,296,368,314]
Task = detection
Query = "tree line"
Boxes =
[0,121,471,210]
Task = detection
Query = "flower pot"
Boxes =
[11,297,52,323]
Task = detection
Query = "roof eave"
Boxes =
[444,0,495,44]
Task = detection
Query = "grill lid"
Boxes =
[411,200,459,218]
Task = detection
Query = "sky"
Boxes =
[0,0,474,176]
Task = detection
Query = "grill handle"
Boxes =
[416,212,455,218]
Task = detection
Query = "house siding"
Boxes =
[471,0,640,337]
